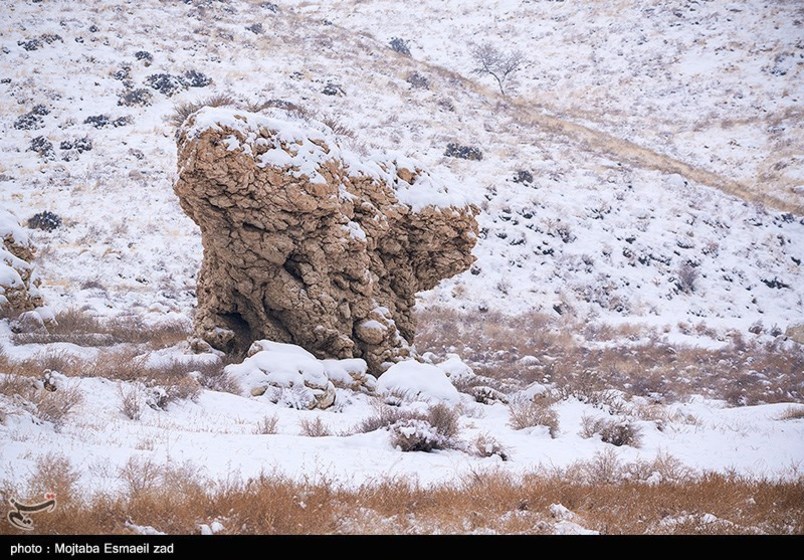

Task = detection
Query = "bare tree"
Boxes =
[470,42,524,96]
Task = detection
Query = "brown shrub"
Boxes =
[299,417,331,437]
[2,460,802,535]
[254,415,279,435]
[508,394,560,437]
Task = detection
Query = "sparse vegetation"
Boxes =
[255,414,279,434]
[119,384,142,420]
[299,416,331,437]
[389,37,411,57]
[415,308,804,406]
[444,142,483,161]
[27,211,62,232]
[472,433,509,461]
[508,395,560,438]
[1,455,800,535]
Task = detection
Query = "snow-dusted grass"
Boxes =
[1,453,801,535]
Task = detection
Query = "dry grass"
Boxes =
[779,406,804,421]
[579,416,643,448]
[415,308,804,406]
[507,394,560,438]
[118,385,142,421]
[169,92,237,128]
[254,414,279,435]
[299,417,331,437]
[472,433,509,461]
[31,385,83,430]
[2,454,800,535]
[12,308,190,349]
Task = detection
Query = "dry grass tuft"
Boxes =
[32,385,83,430]
[472,433,509,461]
[254,414,279,434]
[299,417,331,437]
[415,308,804,406]
[3,455,801,535]
[508,394,560,437]
[169,93,237,128]
[579,415,643,448]
[118,384,142,421]
[12,309,190,349]
[779,406,804,421]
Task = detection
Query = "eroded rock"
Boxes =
[175,107,478,373]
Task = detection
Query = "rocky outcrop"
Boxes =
[175,107,478,373]
[0,209,45,319]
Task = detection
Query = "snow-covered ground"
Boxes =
[0,0,803,527]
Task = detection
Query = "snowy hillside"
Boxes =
[0,0,802,535]
[0,0,801,335]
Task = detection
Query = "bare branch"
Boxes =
[470,42,524,96]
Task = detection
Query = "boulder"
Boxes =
[0,209,45,319]
[175,107,478,373]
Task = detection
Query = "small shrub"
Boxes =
[390,419,446,452]
[195,361,239,394]
[779,406,804,421]
[299,417,330,437]
[322,83,344,96]
[119,385,142,421]
[60,137,92,153]
[183,70,212,88]
[41,34,63,45]
[444,143,483,161]
[255,415,279,434]
[27,211,62,232]
[84,114,110,128]
[112,66,131,82]
[389,404,461,452]
[18,38,43,51]
[599,419,642,447]
[246,23,264,34]
[508,395,560,438]
[580,416,642,448]
[472,433,509,461]
[145,74,188,97]
[29,453,79,502]
[163,376,202,405]
[33,384,83,430]
[513,170,534,184]
[389,37,411,56]
[134,50,153,65]
[437,98,455,112]
[676,262,700,294]
[169,93,237,128]
[118,88,153,107]
[427,403,460,440]
[354,406,412,433]
[14,111,45,131]
[580,449,622,485]
[406,72,429,89]
[28,136,55,160]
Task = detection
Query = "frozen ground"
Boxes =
[0,0,803,533]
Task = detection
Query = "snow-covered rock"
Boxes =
[376,360,461,404]
[0,208,47,320]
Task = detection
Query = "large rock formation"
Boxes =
[0,209,45,319]
[175,107,478,373]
